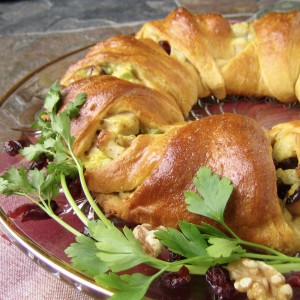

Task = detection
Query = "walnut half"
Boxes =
[228,258,292,300]
[133,223,166,257]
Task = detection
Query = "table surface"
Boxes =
[0,0,299,299]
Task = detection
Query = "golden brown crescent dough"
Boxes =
[60,35,202,117]
[61,8,300,111]
[60,76,184,158]
[58,8,300,255]
[137,7,300,103]
[81,113,300,254]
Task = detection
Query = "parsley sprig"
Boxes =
[1,83,300,299]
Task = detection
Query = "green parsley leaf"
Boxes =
[155,220,208,258]
[185,167,233,224]
[44,81,62,113]
[206,237,245,258]
[31,113,50,132]
[27,168,45,192]
[65,92,86,118]
[45,137,69,162]
[20,143,48,161]
[65,235,108,277]
[0,83,87,238]
[0,177,10,194]
[51,112,74,147]
[87,220,148,272]
[39,173,60,201]
[198,223,229,239]
[0,166,35,194]
[47,161,78,178]
[43,137,57,149]
[96,272,154,300]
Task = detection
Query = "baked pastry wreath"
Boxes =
[58,8,300,254]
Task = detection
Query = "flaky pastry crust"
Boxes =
[58,8,300,254]
[85,113,300,254]
[60,76,184,157]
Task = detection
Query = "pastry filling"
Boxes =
[230,22,254,55]
[73,63,140,84]
[145,22,255,65]
[80,112,163,171]
[270,123,300,216]
[276,157,300,207]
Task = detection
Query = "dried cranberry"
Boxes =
[167,251,184,262]
[160,266,191,289]
[159,40,171,55]
[28,154,48,170]
[3,140,25,156]
[158,248,184,262]
[274,157,298,170]
[7,203,34,219]
[67,176,84,199]
[277,178,290,200]
[285,271,300,287]
[205,265,238,299]
[7,201,59,222]
[286,187,300,205]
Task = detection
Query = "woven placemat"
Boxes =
[0,234,95,300]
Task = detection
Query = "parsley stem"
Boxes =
[221,220,291,259]
[239,239,291,258]
[167,262,210,275]
[16,192,40,206]
[68,146,111,228]
[151,252,300,276]
[146,254,213,275]
[220,221,240,240]
[60,173,89,226]
[272,263,300,273]
[17,192,82,237]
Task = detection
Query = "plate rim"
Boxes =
[0,205,113,299]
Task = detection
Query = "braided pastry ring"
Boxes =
[59,8,300,254]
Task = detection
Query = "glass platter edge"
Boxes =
[0,206,112,299]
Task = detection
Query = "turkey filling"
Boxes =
[271,124,300,216]
[138,22,255,68]
[80,111,163,171]
[73,63,140,85]
[275,158,300,206]
[230,22,254,55]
